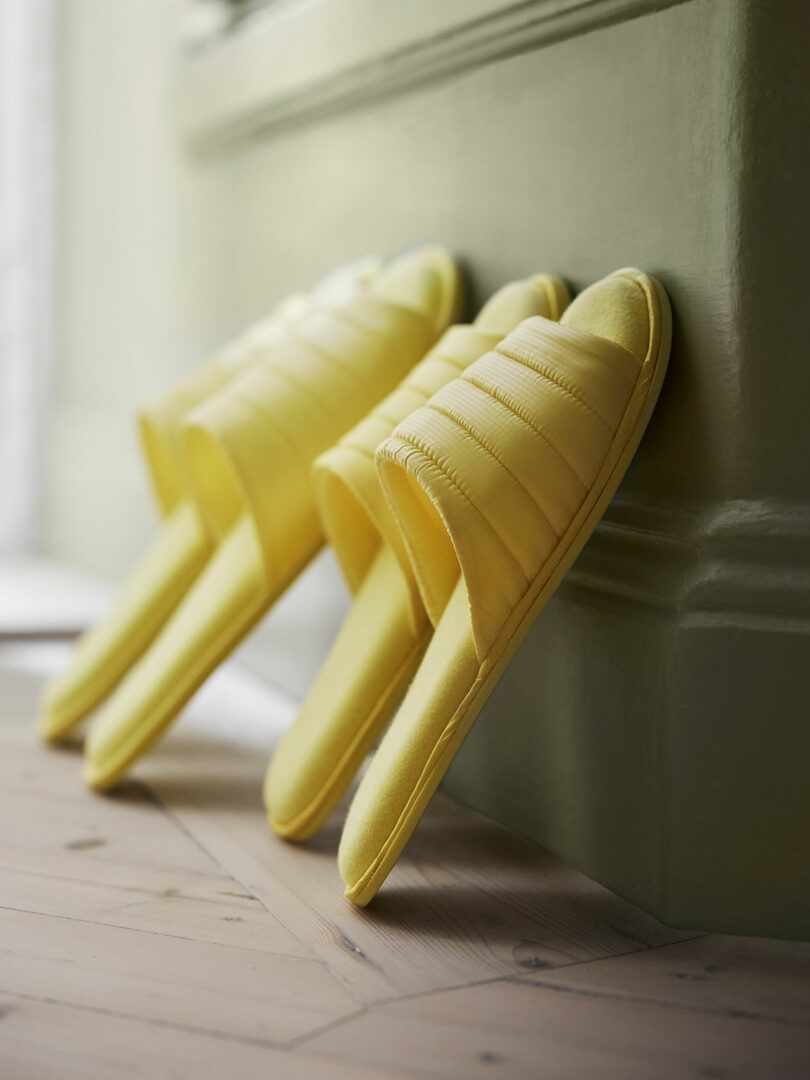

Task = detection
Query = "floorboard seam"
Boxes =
[0,861,267,901]
[0,844,251,883]
[132,779,235,874]
[0,987,290,1050]
[0,902,323,964]
[131,780,339,976]
[131,777,305,933]
[283,1006,370,1051]
[287,1041,437,1080]
[509,975,810,1027]
[364,973,508,1011]
[352,937,709,1013]
[514,932,709,978]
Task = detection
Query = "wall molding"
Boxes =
[565,496,810,632]
[53,395,810,637]
[175,0,692,152]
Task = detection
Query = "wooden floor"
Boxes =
[1,652,809,1079]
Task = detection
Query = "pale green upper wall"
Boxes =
[48,0,234,575]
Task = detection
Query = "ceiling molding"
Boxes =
[175,0,692,153]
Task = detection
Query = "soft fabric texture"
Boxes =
[38,258,379,741]
[82,247,462,790]
[263,274,568,840]
[338,268,672,905]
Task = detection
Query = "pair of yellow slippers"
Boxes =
[40,246,672,906]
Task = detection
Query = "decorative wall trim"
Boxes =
[176,0,692,152]
[50,391,810,640]
[565,497,810,632]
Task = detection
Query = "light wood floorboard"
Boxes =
[0,994,408,1080]
[302,977,810,1079]
[1,654,808,1078]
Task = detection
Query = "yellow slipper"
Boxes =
[338,268,672,905]
[38,257,379,742]
[264,274,569,841]
[82,247,462,790]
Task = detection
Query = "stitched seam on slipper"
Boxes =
[294,335,372,387]
[478,278,658,668]
[495,344,615,434]
[328,303,431,364]
[425,353,469,375]
[463,372,590,493]
[424,401,560,543]
[341,441,375,463]
[325,302,405,342]
[404,381,450,401]
[241,365,343,429]
[394,431,530,590]
[374,409,409,429]
[379,442,453,622]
